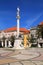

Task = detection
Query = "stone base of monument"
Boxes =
[12,38,24,49]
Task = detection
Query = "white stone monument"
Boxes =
[13,38,24,49]
[17,7,20,38]
[13,7,24,49]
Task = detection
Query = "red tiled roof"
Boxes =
[3,27,30,33]
[39,22,43,25]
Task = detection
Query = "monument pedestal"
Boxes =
[13,38,24,49]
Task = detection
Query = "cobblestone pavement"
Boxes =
[0,48,43,65]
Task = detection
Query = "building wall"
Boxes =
[30,27,37,38]
[0,31,26,39]
[0,31,17,39]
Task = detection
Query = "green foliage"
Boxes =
[37,25,43,38]
[2,36,6,41]
[21,42,24,45]
[10,35,15,42]
[30,35,36,43]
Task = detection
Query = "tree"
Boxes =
[30,34,34,43]
[10,35,15,47]
[29,34,37,47]
[37,25,43,39]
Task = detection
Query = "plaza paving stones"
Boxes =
[10,62,22,65]
[0,48,43,65]
[10,50,39,60]
[20,61,35,65]
[32,61,43,65]
[11,61,35,65]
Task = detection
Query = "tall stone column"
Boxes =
[17,7,20,38]
[12,7,25,49]
[17,19,19,38]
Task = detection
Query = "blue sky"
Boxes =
[0,0,43,30]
